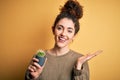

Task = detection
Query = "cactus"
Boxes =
[36,50,45,57]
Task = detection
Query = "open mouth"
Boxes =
[58,36,67,43]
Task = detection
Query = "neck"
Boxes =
[50,45,70,56]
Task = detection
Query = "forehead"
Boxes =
[57,18,75,29]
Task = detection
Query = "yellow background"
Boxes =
[0,0,120,80]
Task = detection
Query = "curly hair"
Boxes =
[52,0,83,35]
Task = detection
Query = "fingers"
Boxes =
[78,50,103,63]
[93,50,103,56]
[28,65,37,72]
[28,57,41,72]
[28,57,47,72]
[28,62,41,72]
[86,50,103,59]
[76,50,103,70]
[27,57,47,79]
[32,57,39,62]
[32,62,41,69]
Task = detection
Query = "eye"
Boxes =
[56,25,63,30]
[68,29,73,33]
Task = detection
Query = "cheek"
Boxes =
[54,32,59,40]
[68,35,74,42]
[69,33,75,39]
[54,29,61,36]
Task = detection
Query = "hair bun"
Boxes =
[60,0,83,19]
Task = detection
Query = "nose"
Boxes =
[61,29,67,36]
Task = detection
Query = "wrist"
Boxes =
[73,67,82,76]
[76,63,82,70]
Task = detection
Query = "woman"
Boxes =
[25,0,102,80]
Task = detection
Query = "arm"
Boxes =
[72,62,89,80]
[25,57,41,80]
[25,70,40,80]
[25,56,47,80]
[72,50,102,80]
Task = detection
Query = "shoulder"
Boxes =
[70,49,84,58]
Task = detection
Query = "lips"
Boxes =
[58,36,67,43]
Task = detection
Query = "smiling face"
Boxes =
[53,18,75,48]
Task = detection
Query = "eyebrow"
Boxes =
[68,27,74,30]
[57,24,74,30]
[58,25,64,27]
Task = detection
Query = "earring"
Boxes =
[72,39,74,42]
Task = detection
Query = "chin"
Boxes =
[56,43,68,48]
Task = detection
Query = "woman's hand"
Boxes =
[28,57,47,79]
[76,50,103,70]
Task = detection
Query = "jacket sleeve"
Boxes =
[25,69,40,80]
[25,55,40,80]
[72,62,89,80]
[25,70,33,80]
